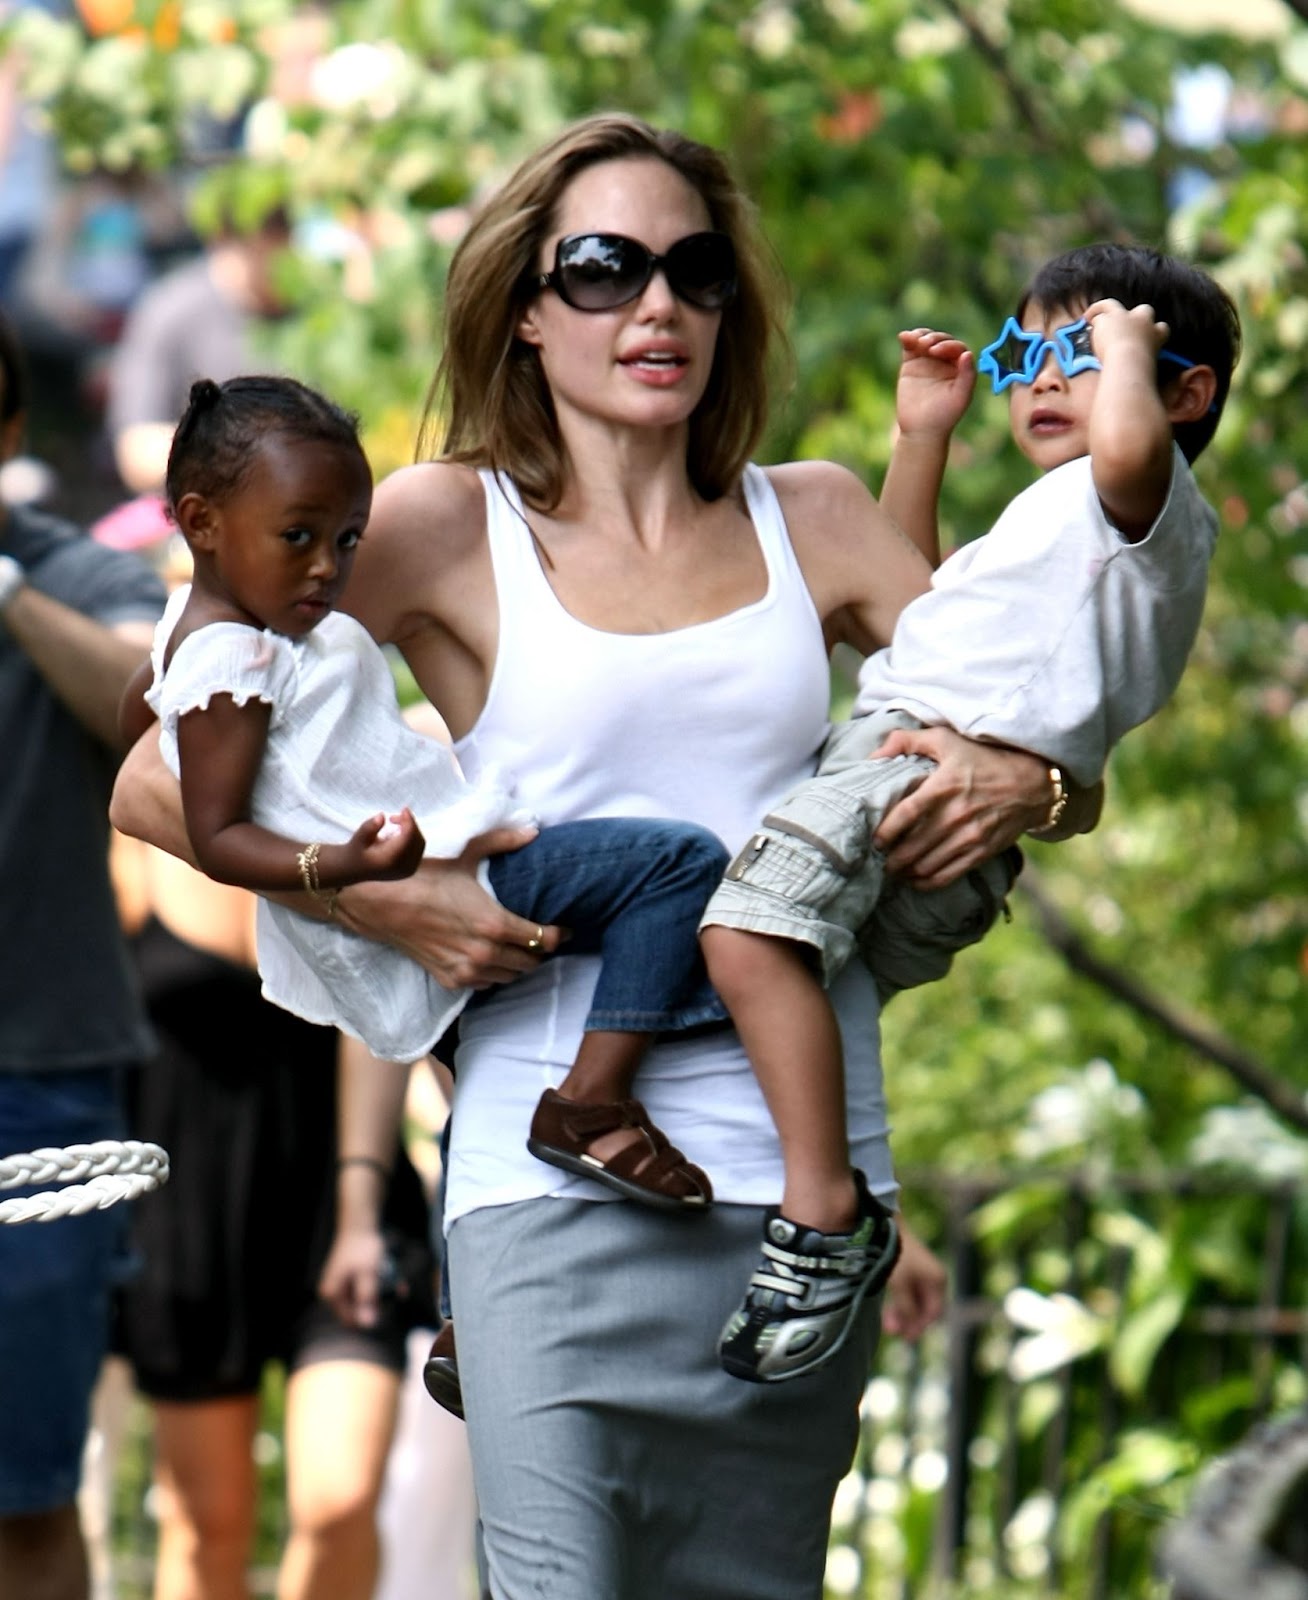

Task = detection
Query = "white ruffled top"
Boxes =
[147,587,528,1061]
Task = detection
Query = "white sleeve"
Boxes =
[154,623,298,737]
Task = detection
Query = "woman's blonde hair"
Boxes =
[421,113,790,510]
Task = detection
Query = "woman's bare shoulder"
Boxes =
[761,459,933,648]
[367,460,487,554]
[763,459,895,551]
[348,461,491,641]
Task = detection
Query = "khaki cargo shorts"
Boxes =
[701,710,1021,999]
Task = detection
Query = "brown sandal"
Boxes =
[527,1088,713,1212]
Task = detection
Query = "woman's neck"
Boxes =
[548,416,703,545]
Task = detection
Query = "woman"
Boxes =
[107,839,434,1600]
[102,525,433,1600]
[114,115,1082,1598]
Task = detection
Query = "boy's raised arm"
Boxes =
[1084,299,1177,542]
[880,328,976,569]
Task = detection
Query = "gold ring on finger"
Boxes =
[526,925,545,952]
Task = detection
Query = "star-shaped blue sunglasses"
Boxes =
[977,315,1202,395]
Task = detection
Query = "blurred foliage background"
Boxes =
[8,0,1306,1593]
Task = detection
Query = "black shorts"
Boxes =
[113,917,434,1402]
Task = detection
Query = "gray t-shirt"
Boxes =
[0,506,166,1069]
[106,254,262,436]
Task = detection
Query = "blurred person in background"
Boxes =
[0,304,164,1600]
[100,519,462,1600]
[106,205,292,498]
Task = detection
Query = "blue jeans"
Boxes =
[485,816,730,1032]
[0,1067,127,1516]
[435,818,732,1321]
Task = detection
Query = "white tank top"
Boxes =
[444,465,895,1225]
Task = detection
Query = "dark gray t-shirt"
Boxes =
[106,255,262,437]
[0,506,166,1070]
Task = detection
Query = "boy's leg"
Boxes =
[696,718,923,1383]
[698,714,931,1221]
[700,925,854,1234]
[819,711,1024,1003]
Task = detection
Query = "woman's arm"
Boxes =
[110,725,196,862]
[869,726,1100,889]
[110,723,561,986]
[772,463,1056,884]
[318,1036,411,1328]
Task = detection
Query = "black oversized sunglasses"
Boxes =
[533,231,738,313]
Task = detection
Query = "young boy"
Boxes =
[702,243,1242,1383]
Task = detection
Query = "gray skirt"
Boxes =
[448,1196,880,1600]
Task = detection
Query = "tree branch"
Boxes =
[934,0,1126,240]
[1017,869,1308,1133]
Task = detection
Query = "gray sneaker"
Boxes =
[718,1171,900,1383]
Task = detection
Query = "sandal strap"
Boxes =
[545,1095,645,1140]
[603,1137,695,1186]
[531,1089,711,1203]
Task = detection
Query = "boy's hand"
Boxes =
[1083,298,1168,368]
[335,807,427,884]
[896,328,976,439]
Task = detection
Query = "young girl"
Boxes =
[123,375,735,1231]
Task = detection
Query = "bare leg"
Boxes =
[530,1029,712,1206]
[151,1395,259,1600]
[278,1359,399,1600]
[554,1030,648,1105]
[0,1505,89,1600]
[701,925,858,1233]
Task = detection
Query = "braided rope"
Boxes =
[0,1141,169,1224]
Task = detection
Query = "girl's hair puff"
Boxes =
[423,113,791,510]
[165,375,367,522]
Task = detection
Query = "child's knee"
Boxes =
[701,924,796,1005]
[651,823,730,892]
[678,824,731,881]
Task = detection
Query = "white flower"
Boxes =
[1005,1287,1107,1380]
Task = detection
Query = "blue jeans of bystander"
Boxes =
[0,1067,127,1515]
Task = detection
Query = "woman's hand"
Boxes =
[882,1216,948,1342]
[871,725,1051,889]
[339,825,563,990]
[318,1218,389,1329]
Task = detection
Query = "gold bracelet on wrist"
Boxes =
[1028,765,1068,836]
[295,842,339,918]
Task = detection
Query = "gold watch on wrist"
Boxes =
[1027,764,1069,836]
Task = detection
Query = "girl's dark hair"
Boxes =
[0,309,29,425]
[164,375,366,515]
[423,112,791,511]
[1016,243,1242,463]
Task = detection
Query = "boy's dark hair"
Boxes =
[165,375,366,515]
[1016,243,1242,463]
[0,308,29,425]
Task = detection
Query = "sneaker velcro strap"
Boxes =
[762,1241,842,1275]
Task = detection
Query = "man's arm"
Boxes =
[0,575,153,751]
[113,423,176,497]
